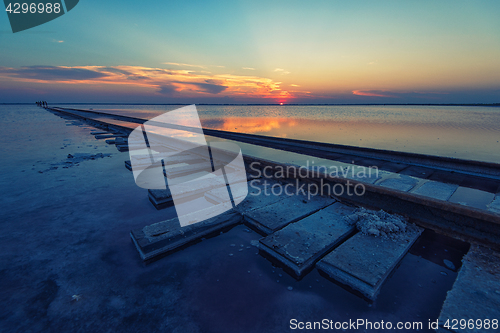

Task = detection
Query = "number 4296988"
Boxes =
[5,2,62,14]
[444,319,498,330]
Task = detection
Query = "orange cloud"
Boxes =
[352,90,394,98]
[0,65,304,100]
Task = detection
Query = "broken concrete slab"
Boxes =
[244,192,335,235]
[130,205,242,261]
[317,224,423,300]
[378,175,420,192]
[487,195,500,215]
[411,180,459,201]
[448,187,496,210]
[259,202,355,278]
[436,245,500,333]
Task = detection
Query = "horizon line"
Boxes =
[2,102,500,106]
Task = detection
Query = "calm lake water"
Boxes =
[55,104,500,163]
[0,104,467,332]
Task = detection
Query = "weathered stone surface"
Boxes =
[317,225,423,300]
[436,245,500,333]
[411,180,459,201]
[487,195,500,215]
[131,204,242,261]
[378,175,419,192]
[448,187,496,210]
[259,202,355,277]
[244,193,334,235]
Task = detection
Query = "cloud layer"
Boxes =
[0,65,295,99]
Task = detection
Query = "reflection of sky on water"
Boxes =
[63,104,500,163]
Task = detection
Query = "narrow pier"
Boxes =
[46,106,500,310]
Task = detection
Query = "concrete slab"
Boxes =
[411,180,459,201]
[116,144,128,152]
[460,176,500,193]
[344,167,386,184]
[205,183,248,205]
[130,205,242,261]
[317,226,423,300]
[164,154,206,166]
[448,187,496,210]
[233,180,288,215]
[244,192,334,235]
[399,165,435,179]
[259,202,355,278]
[95,134,123,139]
[165,162,215,178]
[436,245,500,332]
[378,175,420,192]
[378,161,409,173]
[148,177,229,209]
[429,170,466,186]
[487,195,500,215]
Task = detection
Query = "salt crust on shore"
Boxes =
[344,208,418,241]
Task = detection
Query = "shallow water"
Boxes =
[58,104,500,163]
[0,105,468,332]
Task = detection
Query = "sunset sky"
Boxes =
[1,0,499,104]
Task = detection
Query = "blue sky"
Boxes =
[1,0,499,103]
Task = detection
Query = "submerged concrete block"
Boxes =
[244,193,334,235]
[131,205,242,261]
[259,202,355,278]
[436,245,500,332]
[317,226,422,300]
[411,180,458,201]
[378,175,419,192]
